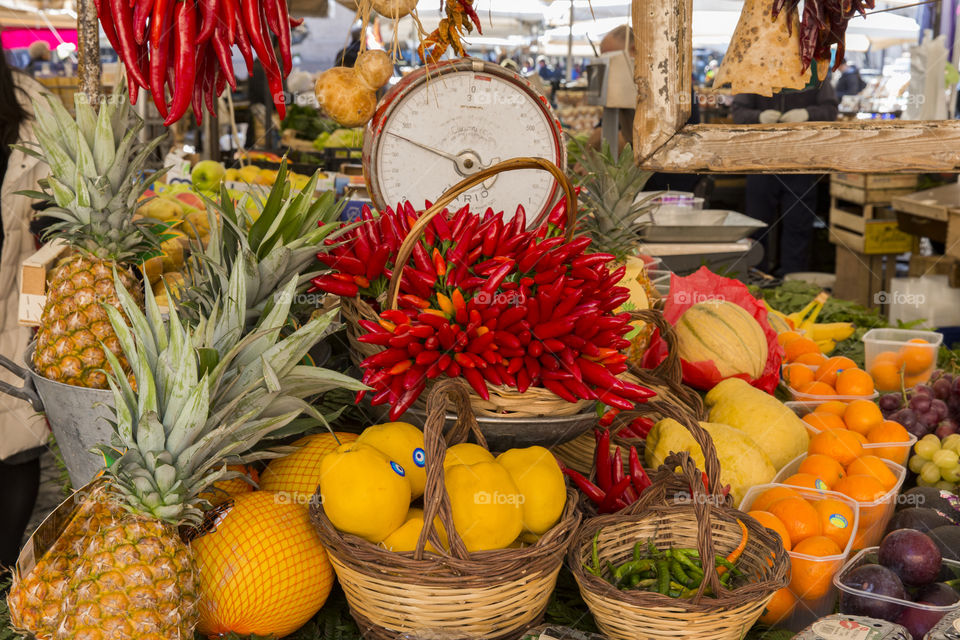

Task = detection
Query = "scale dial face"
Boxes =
[364,60,565,222]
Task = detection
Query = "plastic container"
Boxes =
[863,329,943,391]
[786,400,919,467]
[775,455,906,550]
[782,364,881,402]
[741,483,861,632]
[795,614,910,640]
[835,547,960,639]
[924,606,960,639]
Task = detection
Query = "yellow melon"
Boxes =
[674,300,768,378]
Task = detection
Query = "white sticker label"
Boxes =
[811,619,873,640]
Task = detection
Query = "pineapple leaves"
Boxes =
[247,161,289,252]
[92,96,116,176]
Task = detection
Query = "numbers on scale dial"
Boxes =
[374,70,560,220]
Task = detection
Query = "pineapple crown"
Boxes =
[179,160,350,328]
[100,253,364,524]
[574,141,656,263]
[17,82,168,264]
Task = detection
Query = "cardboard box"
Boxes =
[18,240,69,327]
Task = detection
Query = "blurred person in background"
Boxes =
[835,61,866,99]
[335,23,363,68]
[0,44,51,569]
[25,41,63,77]
[733,82,838,275]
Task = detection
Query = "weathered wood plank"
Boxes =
[632,0,691,163]
[636,121,960,173]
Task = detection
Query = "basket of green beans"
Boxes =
[567,412,791,640]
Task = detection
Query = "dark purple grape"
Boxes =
[934,379,952,400]
[941,373,954,385]
[952,377,960,397]
[897,605,948,639]
[936,419,959,439]
[840,564,907,621]
[880,393,904,412]
[932,399,949,421]
[916,582,960,606]
[915,384,935,397]
[879,529,943,586]
[947,394,960,414]
[911,395,933,414]
[919,410,940,428]
[931,369,945,381]
[891,408,918,429]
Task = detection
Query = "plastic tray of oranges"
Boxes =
[786,399,918,467]
[774,448,905,550]
[741,483,860,632]
[780,340,880,402]
[863,328,943,392]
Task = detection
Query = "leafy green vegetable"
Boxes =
[281,105,339,141]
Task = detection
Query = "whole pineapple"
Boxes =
[8,263,364,640]
[26,87,166,388]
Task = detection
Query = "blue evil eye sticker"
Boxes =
[412,448,426,468]
[390,461,406,477]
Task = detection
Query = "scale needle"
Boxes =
[386,131,461,164]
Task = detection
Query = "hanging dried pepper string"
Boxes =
[773,0,875,72]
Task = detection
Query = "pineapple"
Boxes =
[7,260,364,640]
[575,142,661,362]
[24,85,168,388]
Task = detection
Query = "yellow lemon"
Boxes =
[380,507,448,553]
[260,432,357,502]
[319,442,411,542]
[444,462,523,551]
[496,446,566,535]
[443,442,495,469]
[357,422,427,498]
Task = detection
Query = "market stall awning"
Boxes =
[0,4,75,29]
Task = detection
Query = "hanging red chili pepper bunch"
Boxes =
[310,200,655,420]
[773,0,875,72]
[94,0,298,125]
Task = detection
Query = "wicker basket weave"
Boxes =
[553,308,705,474]
[568,412,790,640]
[310,379,582,640]
[341,157,602,419]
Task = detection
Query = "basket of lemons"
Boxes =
[310,379,581,640]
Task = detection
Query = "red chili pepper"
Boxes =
[533,320,574,341]
[109,0,151,90]
[356,332,392,346]
[390,381,425,420]
[432,248,447,277]
[594,389,634,411]
[516,369,531,393]
[231,0,254,75]
[387,360,413,376]
[462,367,489,400]
[411,241,433,275]
[310,275,358,297]
[164,0,198,126]
[631,416,656,438]
[212,25,238,91]
[598,476,632,514]
[273,0,293,74]
[317,253,364,274]
[431,211,452,242]
[562,468,605,505]
[546,198,567,227]
[542,378,577,403]
[595,429,612,491]
[94,0,123,55]
[610,446,624,486]
[196,0,218,42]
[132,0,151,45]
[366,246,390,282]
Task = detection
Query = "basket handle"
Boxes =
[413,378,489,561]
[384,157,578,311]
[629,309,682,384]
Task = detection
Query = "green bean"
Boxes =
[648,541,662,560]
[670,560,694,587]
[632,541,643,561]
[674,550,705,575]
[613,559,654,583]
[655,559,670,595]
[589,530,601,575]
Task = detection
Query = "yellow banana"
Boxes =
[808,322,856,342]
[765,305,794,334]
[816,338,837,354]
[786,298,820,328]
[797,292,830,332]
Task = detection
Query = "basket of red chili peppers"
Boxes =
[568,414,791,640]
[310,157,655,423]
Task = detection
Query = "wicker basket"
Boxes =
[568,413,790,640]
[341,157,601,419]
[310,379,582,640]
[553,308,705,474]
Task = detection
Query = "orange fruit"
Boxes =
[834,474,888,503]
[904,372,931,388]
[748,510,793,551]
[866,420,912,464]
[874,351,904,367]
[815,356,857,387]
[808,429,865,466]
[758,587,798,626]
[901,338,934,375]
[850,431,868,445]
[796,352,828,366]
[785,338,821,363]
[768,497,821,546]
[783,473,830,491]
[847,455,899,491]
[777,331,803,347]
[798,454,847,488]
[803,412,847,432]
[750,486,802,513]
[790,535,844,600]
[835,369,875,396]
[785,364,815,389]
[814,499,856,550]
[815,400,849,417]
[796,381,837,397]
[870,361,904,392]
[843,400,884,436]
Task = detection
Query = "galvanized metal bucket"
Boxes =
[0,344,114,487]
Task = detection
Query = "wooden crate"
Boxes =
[892,182,960,259]
[833,246,898,309]
[829,174,919,255]
[832,173,920,204]
[908,255,960,287]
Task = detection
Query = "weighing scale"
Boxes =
[363,59,566,222]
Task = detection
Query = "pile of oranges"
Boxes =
[868,338,936,392]
[779,332,876,397]
[748,485,855,626]
[798,399,913,465]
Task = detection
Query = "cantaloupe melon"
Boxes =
[674,300,768,379]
